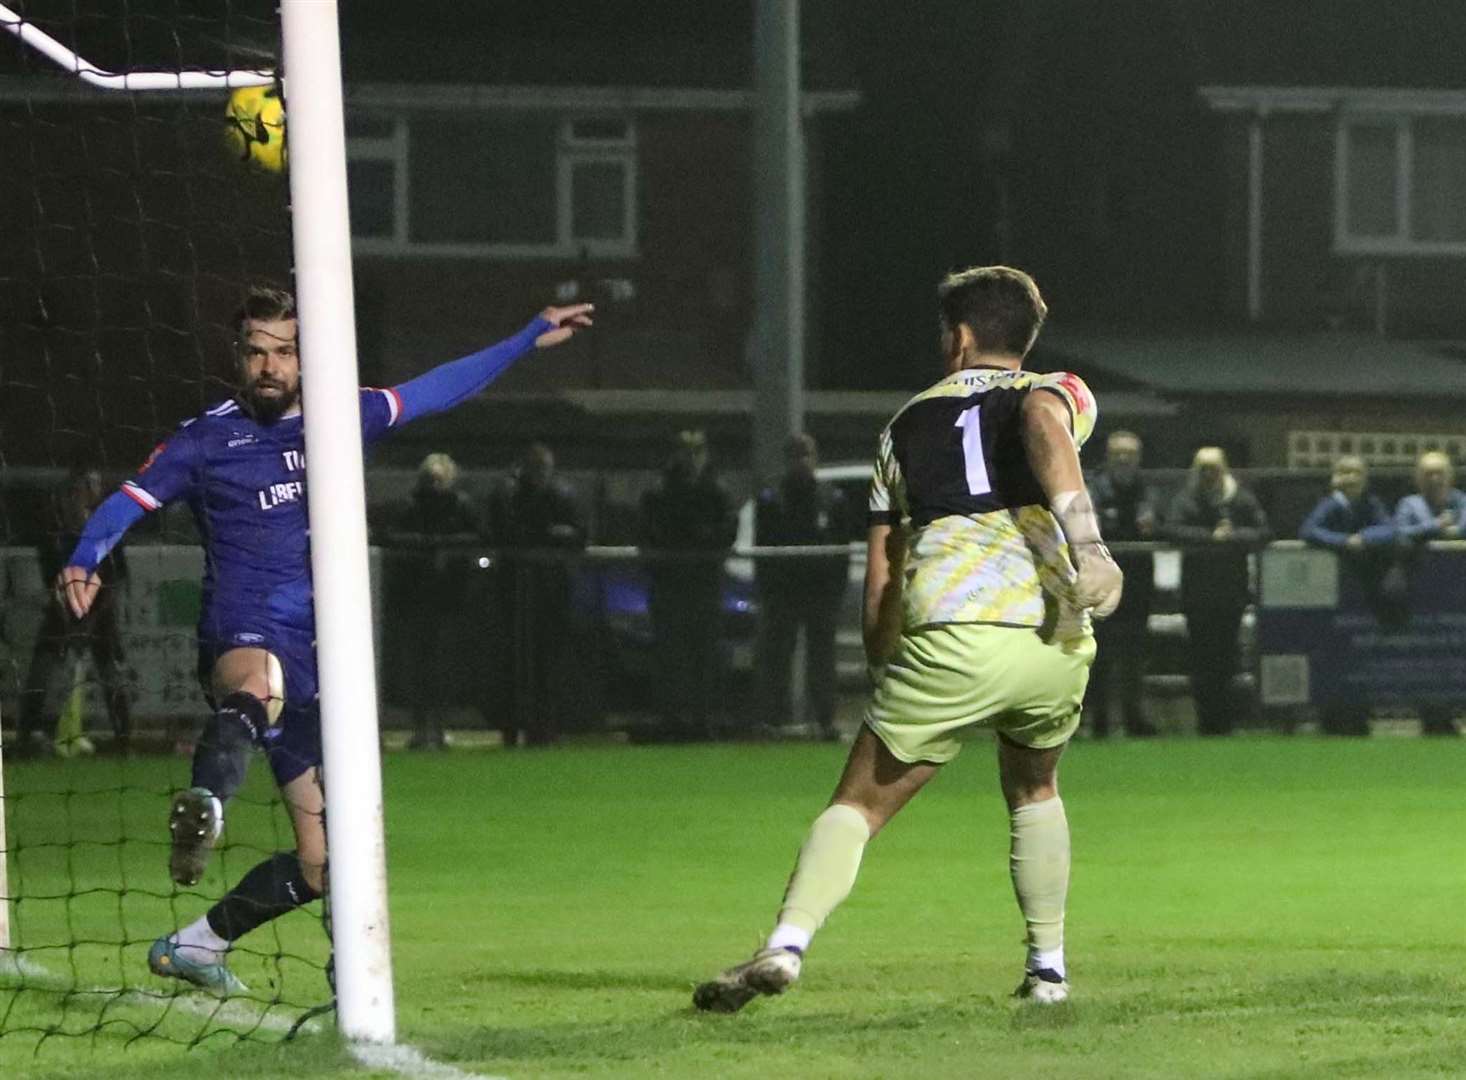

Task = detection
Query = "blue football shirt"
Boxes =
[120,389,402,638]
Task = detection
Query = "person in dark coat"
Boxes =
[753,434,850,740]
[1083,431,1159,738]
[1164,447,1271,736]
[385,453,482,750]
[640,430,736,739]
[19,462,133,754]
[489,443,585,747]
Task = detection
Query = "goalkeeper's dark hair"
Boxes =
[937,265,1048,357]
[234,284,297,340]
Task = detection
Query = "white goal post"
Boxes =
[281,0,397,1046]
[0,0,397,1046]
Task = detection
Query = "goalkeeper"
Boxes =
[56,286,592,995]
[694,266,1120,1011]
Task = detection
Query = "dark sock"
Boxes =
[205,851,322,942]
[191,692,268,800]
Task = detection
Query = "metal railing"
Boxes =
[5,538,1462,745]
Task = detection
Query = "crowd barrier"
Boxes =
[3,539,1462,738]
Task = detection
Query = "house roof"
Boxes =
[1042,329,1466,401]
[1188,1,1466,90]
[1200,85,1466,116]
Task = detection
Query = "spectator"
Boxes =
[1395,451,1466,543]
[385,453,482,750]
[1394,451,1465,735]
[753,434,850,740]
[1299,455,1401,735]
[489,443,585,747]
[640,430,736,740]
[1084,431,1160,738]
[18,462,133,755]
[1164,447,1271,736]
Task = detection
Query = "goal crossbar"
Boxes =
[0,2,272,91]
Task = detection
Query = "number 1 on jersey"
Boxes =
[955,406,992,496]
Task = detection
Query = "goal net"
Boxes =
[0,0,339,1050]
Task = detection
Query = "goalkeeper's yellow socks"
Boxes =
[766,803,871,954]
[1009,796,1069,978]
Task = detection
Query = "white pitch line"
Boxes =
[0,951,50,980]
[2,958,323,1036]
[119,989,325,1035]
[3,958,493,1075]
[350,1042,506,1080]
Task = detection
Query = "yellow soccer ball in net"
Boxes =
[224,85,287,173]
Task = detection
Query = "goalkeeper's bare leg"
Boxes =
[693,728,939,1012]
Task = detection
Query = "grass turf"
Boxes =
[1,736,1464,1078]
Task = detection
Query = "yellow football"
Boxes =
[224,85,286,173]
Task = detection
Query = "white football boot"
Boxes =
[1014,967,1069,1004]
[693,946,803,1013]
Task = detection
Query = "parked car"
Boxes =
[568,549,758,714]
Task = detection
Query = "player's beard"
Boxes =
[244,379,301,424]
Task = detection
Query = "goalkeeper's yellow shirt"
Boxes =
[867,367,1098,640]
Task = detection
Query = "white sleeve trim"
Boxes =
[121,481,162,511]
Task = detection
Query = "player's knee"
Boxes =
[192,692,269,800]
[214,652,286,726]
[1000,766,1060,809]
[213,691,269,742]
[1004,779,1059,810]
[997,736,1062,808]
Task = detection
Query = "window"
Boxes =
[346,113,637,258]
[1336,114,1466,255]
[1412,117,1466,244]
[346,115,406,245]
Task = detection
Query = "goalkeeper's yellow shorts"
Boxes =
[865,623,1095,763]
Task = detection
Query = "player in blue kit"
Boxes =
[56,285,593,994]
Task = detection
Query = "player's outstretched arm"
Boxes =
[1021,390,1123,618]
[388,304,594,427]
[55,489,148,619]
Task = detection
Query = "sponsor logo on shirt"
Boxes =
[258,481,305,510]
[228,434,258,448]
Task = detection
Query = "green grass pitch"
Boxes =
[2,737,1464,1078]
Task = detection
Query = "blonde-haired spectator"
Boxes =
[1395,451,1466,543]
[1394,451,1465,735]
[1163,446,1271,736]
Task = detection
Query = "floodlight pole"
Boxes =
[752,0,806,486]
[280,0,396,1045]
